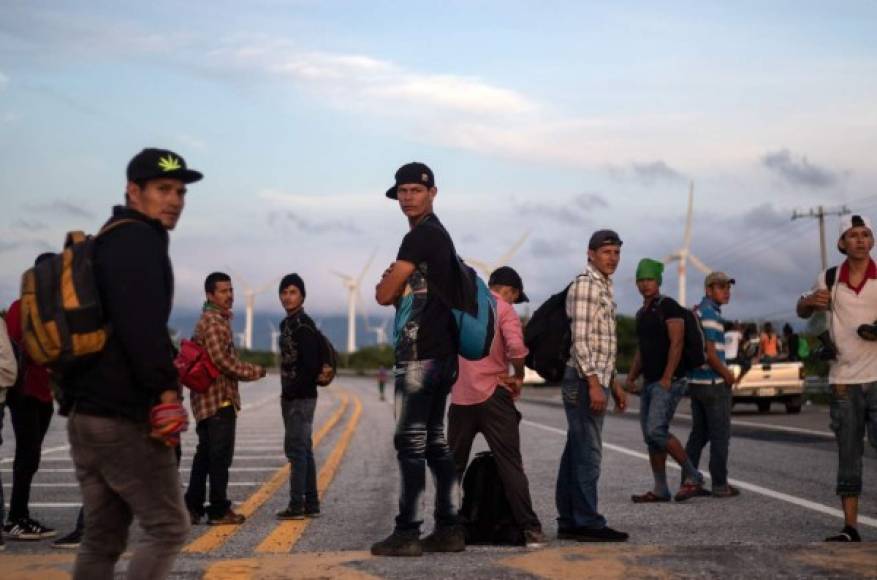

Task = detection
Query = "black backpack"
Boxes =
[297,322,338,387]
[524,277,582,382]
[459,452,523,546]
[650,296,707,373]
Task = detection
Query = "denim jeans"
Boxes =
[393,356,459,533]
[281,397,318,509]
[68,412,190,580]
[640,379,687,453]
[184,405,237,519]
[830,382,877,496]
[685,382,732,487]
[555,366,608,530]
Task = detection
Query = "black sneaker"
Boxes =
[826,526,861,542]
[4,517,56,541]
[421,525,466,553]
[188,510,203,525]
[207,510,245,526]
[304,504,321,518]
[574,526,629,543]
[276,505,305,520]
[557,526,588,540]
[370,530,423,557]
[52,528,83,549]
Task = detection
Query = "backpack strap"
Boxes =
[97,218,139,238]
[825,266,838,292]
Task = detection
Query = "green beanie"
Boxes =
[636,258,664,285]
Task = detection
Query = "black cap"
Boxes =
[588,229,623,250]
[278,273,306,299]
[488,266,529,303]
[386,162,435,199]
[126,148,203,184]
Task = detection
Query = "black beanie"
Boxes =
[279,273,306,298]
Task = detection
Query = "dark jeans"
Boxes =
[448,387,541,532]
[281,397,318,509]
[0,402,5,526]
[685,382,732,487]
[830,382,877,496]
[393,356,459,533]
[184,405,237,518]
[555,366,608,530]
[68,411,190,580]
[7,390,54,521]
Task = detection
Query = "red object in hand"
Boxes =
[150,402,189,447]
[174,339,220,393]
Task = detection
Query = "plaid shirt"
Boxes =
[189,305,262,422]
[566,263,617,386]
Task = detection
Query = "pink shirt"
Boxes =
[452,291,529,405]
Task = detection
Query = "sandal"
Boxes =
[631,491,671,503]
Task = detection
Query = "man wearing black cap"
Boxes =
[372,162,470,557]
[62,148,201,579]
[555,229,629,542]
[276,274,324,520]
[447,266,544,547]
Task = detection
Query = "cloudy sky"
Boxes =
[1,0,874,327]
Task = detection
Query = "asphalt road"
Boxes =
[1,375,876,579]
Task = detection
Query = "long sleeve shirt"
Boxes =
[452,290,529,405]
[279,309,322,400]
[190,305,263,422]
[0,318,17,391]
[566,264,617,386]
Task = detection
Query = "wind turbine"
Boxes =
[331,249,377,353]
[226,267,280,351]
[367,318,389,345]
[267,321,281,354]
[661,182,711,307]
[466,231,531,278]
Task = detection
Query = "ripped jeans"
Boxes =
[393,356,459,533]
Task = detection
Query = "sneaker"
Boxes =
[207,509,246,526]
[712,484,741,498]
[421,525,466,553]
[574,526,629,543]
[523,528,545,549]
[674,482,712,502]
[4,517,56,541]
[52,528,83,549]
[370,530,423,557]
[276,505,305,520]
[557,526,588,540]
[304,504,321,518]
[826,526,861,542]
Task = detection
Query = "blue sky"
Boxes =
[1,1,874,335]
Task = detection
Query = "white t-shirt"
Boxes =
[814,263,877,384]
[724,330,742,360]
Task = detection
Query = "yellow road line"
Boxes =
[255,395,363,553]
[183,391,350,554]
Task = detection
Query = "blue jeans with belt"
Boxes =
[555,366,608,530]
[393,356,459,533]
[830,382,877,496]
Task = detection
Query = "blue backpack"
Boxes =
[453,269,496,361]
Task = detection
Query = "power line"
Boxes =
[791,204,851,270]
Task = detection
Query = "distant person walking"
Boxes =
[797,214,877,543]
[372,162,472,557]
[686,272,740,499]
[625,259,707,504]
[377,366,389,401]
[4,255,58,542]
[447,266,544,547]
[184,272,266,526]
[276,274,324,520]
[555,230,628,542]
[61,148,201,579]
[0,315,18,550]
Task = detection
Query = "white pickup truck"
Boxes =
[728,361,806,414]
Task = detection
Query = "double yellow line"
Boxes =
[184,390,358,554]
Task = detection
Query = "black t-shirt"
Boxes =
[394,214,460,362]
[635,295,686,383]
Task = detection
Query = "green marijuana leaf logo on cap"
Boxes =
[158,155,182,172]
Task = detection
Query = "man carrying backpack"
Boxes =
[556,230,628,542]
[276,273,324,520]
[185,272,266,526]
[61,148,201,579]
[372,162,470,557]
[625,259,707,503]
[447,266,544,548]
[797,214,877,543]
[685,271,740,499]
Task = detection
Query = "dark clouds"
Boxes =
[761,149,840,189]
[515,193,608,227]
[610,160,686,186]
[268,211,362,235]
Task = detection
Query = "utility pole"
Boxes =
[791,205,851,271]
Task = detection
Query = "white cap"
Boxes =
[838,214,873,254]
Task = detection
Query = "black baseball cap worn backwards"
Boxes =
[127,148,203,184]
[588,229,623,250]
[488,266,529,303]
[386,162,435,199]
